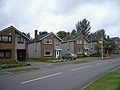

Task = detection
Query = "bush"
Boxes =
[0,62,31,69]
[77,55,90,58]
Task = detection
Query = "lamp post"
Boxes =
[101,38,104,59]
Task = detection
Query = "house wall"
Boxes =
[88,42,97,54]
[15,33,26,49]
[74,36,84,56]
[28,42,41,58]
[15,33,27,61]
[0,29,15,62]
[54,38,62,50]
[41,34,55,59]
[62,41,74,56]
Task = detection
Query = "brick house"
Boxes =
[28,30,63,59]
[62,34,90,56]
[0,26,30,62]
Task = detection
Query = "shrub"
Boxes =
[0,62,31,69]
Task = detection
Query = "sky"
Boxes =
[0,0,120,38]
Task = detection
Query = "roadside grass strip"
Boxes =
[84,72,120,90]
[69,61,89,64]
[9,68,39,73]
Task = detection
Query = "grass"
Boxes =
[9,68,39,73]
[84,72,120,90]
[69,61,89,64]
[0,62,31,69]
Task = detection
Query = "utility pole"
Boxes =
[101,38,104,59]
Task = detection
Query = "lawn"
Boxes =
[84,72,120,90]
[9,68,39,73]
[69,61,89,64]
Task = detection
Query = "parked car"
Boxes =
[62,53,77,60]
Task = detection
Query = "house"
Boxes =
[62,34,90,56]
[0,26,30,62]
[108,37,120,54]
[88,40,98,54]
[28,30,63,59]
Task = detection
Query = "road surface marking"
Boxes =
[71,65,91,71]
[96,62,108,65]
[20,72,63,84]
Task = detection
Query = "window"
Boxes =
[0,50,12,58]
[76,40,82,44]
[84,40,87,44]
[44,50,52,56]
[56,40,59,45]
[17,37,24,43]
[44,39,52,44]
[76,48,83,54]
[0,35,12,43]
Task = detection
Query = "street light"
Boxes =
[101,38,104,59]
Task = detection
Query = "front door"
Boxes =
[17,49,26,61]
[56,50,60,58]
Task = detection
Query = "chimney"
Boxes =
[35,30,38,39]
[107,36,110,39]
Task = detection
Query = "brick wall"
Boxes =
[41,34,55,59]
[0,29,15,62]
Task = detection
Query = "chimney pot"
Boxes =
[35,30,38,39]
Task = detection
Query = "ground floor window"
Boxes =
[76,48,83,54]
[0,50,12,58]
[44,50,52,56]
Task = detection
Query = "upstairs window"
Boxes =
[84,40,87,44]
[44,39,52,44]
[17,36,24,43]
[0,35,12,43]
[76,40,82,44]
[56,40,60,45]
[0,50,12,58]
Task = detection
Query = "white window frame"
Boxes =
[44,50,52,56]
[56,40,59,45]
[76,40,82,44]
[44,39,52,44]
[76,48,83,54]
[84,40,87,44]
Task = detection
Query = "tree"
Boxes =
[39,31,48,35]
[26,32,31,39]
[76,19,91,37]
[71,29,77,37]
[57,31,67,39]
[94,44,101,55]
[104,40,116,55]
[88,29,106,41]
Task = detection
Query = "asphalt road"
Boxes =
[0,57,120,90]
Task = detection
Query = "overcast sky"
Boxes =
[0,0,120,38]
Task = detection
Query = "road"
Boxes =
[0,57,120,90]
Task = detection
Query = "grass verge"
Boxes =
[69,61,89,64]
[9,68,39,73]
[84,72,120,90]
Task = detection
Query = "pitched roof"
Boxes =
[29,32,63,43]
[63,34,90,43]
[0,26,30,40]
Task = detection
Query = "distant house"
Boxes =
[62,34,90,56]
[108,37,120,54]
[28,30,63,59]
[0,26,30,62]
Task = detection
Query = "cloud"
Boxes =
[0,0,120,38]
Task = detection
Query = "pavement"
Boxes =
[0,57,120,90]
